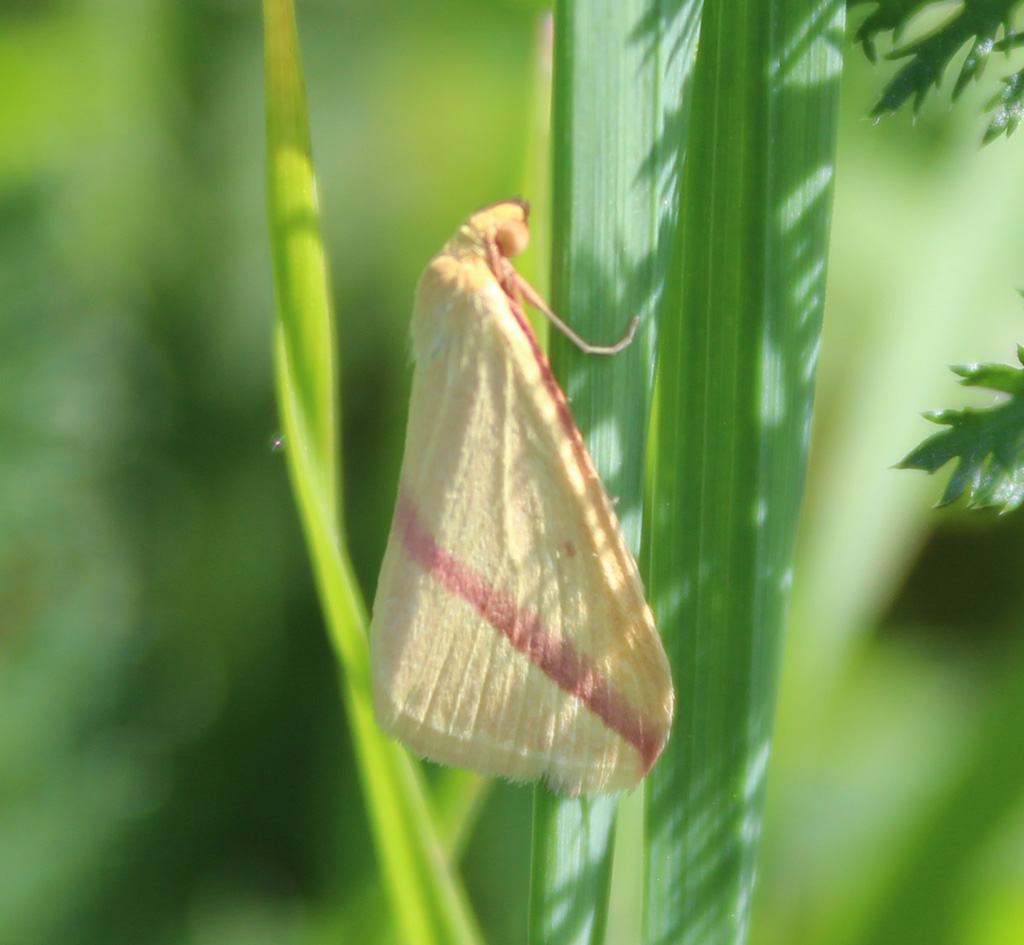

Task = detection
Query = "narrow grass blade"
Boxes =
[263,3,481,943]
[528,1,699,943]
[645,2,845,943]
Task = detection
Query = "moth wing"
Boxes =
[370,255,673,794]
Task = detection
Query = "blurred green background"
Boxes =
[3,2,1024,944]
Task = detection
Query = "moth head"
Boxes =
[464,198,530,260]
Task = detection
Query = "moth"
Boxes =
[370,199,673,794]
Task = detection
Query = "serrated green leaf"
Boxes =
[872,16,976,115]
[952,360,1024,393]
[859,1,1013,126]
[983,69,1024,143]
[899,356,1024,512]
[852,0,934,62]
[952,34,993,101]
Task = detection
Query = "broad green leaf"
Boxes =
[528,0,698,942]
[645,2,844,943]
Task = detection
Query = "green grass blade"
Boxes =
[530,793,619,945]
[528,1,699,943]
[263,4,481,943]
[645,2,844,943]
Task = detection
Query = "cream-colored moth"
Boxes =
[370,199,674,795]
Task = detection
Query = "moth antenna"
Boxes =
[512,270,639,356]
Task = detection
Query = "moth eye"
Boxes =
[494,219,530,259]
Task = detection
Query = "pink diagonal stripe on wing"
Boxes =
[395,489,663,773]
